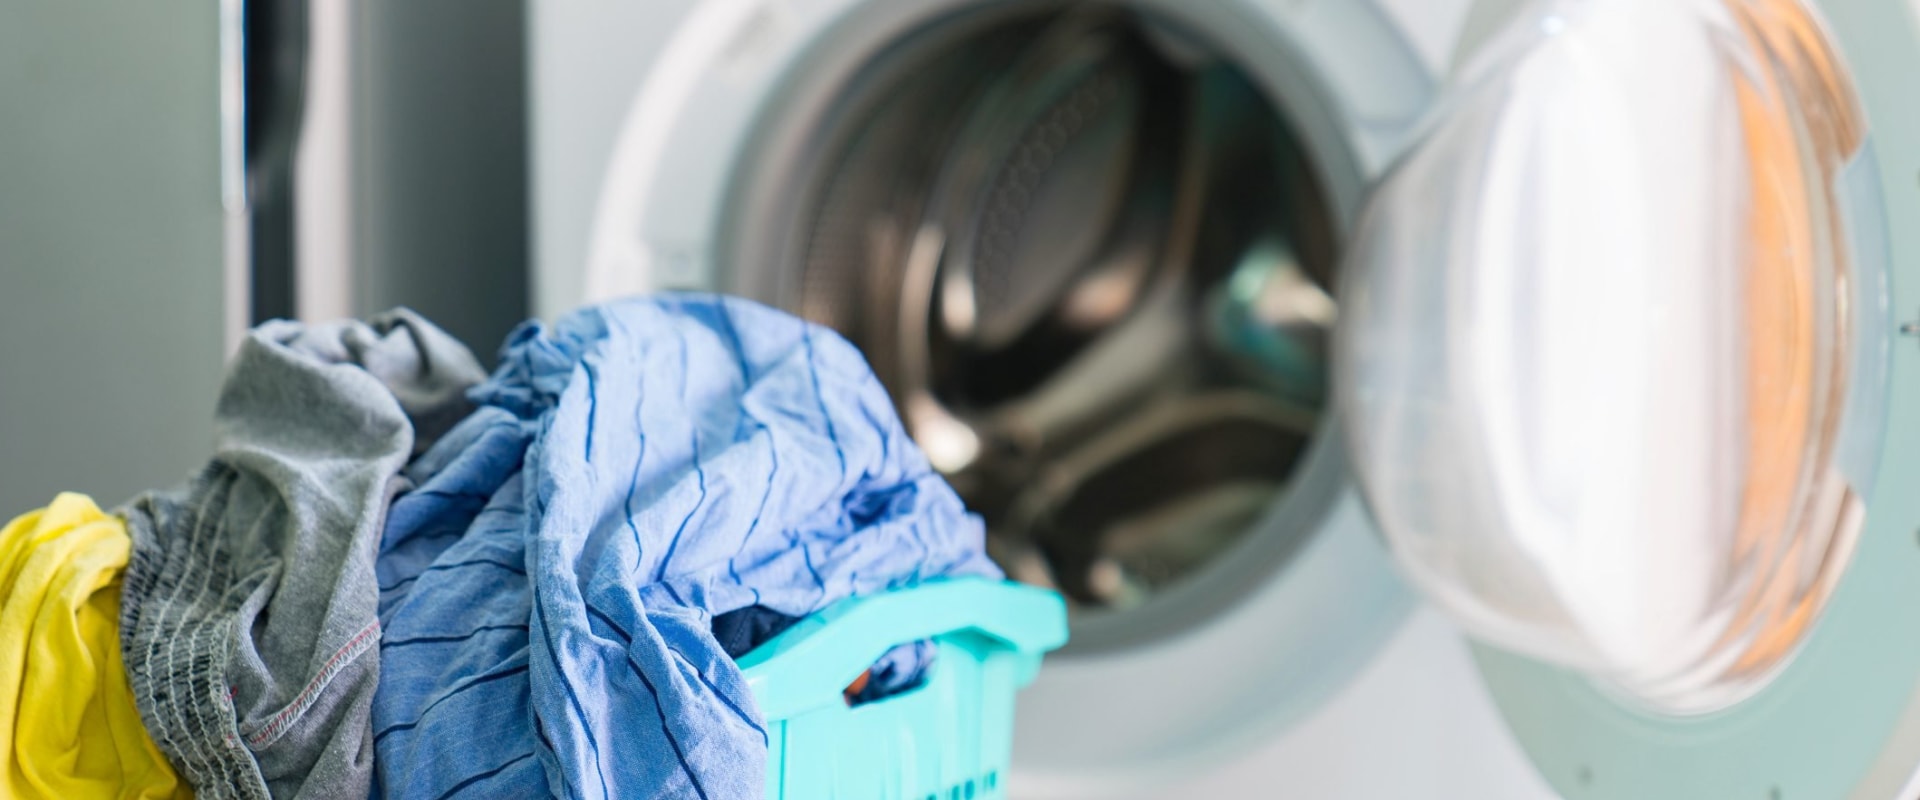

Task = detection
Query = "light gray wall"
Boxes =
[0,2,228,513]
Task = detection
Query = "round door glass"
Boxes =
[1338,0,1891,713]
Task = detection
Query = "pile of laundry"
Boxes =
[1,294,999,799]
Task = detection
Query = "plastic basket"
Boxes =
[739,579,1069,800]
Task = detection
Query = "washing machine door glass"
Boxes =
[1338,0,1892,714]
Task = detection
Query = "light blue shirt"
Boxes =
[370,294,1000,799]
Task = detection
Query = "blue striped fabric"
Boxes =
[370,294,1000,799]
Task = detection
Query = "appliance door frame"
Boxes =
[581,0,1449,794]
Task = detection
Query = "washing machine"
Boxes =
[527,0,1920,797]
[2,0,1916,796]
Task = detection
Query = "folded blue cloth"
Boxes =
[370,294,1000,799]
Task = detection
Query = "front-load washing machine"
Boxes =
[4,0,1917,796]
[533,0,1920,797]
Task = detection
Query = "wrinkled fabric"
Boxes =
[372,294,999,799]
[0,494,191,799]
[119,309,486,800]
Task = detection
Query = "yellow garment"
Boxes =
[0,494,191,799]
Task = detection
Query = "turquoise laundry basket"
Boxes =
[739,579,1069,800]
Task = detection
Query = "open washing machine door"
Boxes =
[1339,0,1920,797]
[578,0,1920,797]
